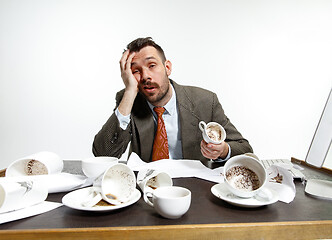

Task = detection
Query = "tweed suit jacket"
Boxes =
[93,80,253,163]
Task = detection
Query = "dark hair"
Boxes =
[126,37,166,62]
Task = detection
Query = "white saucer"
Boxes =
[62,187,141,212]
[305,179,332,200]
[211,183,279,208]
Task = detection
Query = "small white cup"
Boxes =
[0,179,48,213]
[6,151,63,177]
[82,163,136,207]
[137,169,173,195]
[82,156,118,178]
[199,121,226,144]
[223,155,267,198]
[144,186,191,219]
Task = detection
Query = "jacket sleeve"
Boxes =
[92,90,132,158]
[211,93,253,157]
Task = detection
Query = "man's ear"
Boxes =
[165,60,172,76]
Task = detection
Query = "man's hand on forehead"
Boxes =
[120,50,139,91]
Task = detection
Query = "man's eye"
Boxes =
[132,70,140,74]
[149,64,156,68]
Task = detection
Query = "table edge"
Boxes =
[1,220,332,240]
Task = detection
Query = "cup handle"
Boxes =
[199,121,206,132]
[143,191,154,207]
[81,189,102,207]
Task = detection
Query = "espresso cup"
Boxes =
[144,186,191,219]
[6,151,63,177]
[223,155,267,198]
[0,179,48,213]
[137,169,173,195]
[82,163,136,207]
[199,121,226,144]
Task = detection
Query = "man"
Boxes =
[93,37,253,165]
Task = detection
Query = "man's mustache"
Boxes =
[141,80,158,88]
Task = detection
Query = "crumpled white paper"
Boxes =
[127,152,225,183]
[0,201,62,224]
[0,172,93,193]
[265,165,296,203]
[127,153,296,203]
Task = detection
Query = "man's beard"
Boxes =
[139,75,170,105]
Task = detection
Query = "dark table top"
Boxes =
[1,161,332,230]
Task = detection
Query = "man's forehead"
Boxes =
[131,46,161,64]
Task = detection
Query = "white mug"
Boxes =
[137,169,173,195]
[144,186,191,219]
[199,121,226,144]
[223,155,268,198]
[82,163,136,207]
[0,179,48,213]
[6,151,63,177]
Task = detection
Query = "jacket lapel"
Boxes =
[131,94,155,161]
[132,81,202,161]
[172,81,201,159]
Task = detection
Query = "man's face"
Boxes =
[131,46,172,106]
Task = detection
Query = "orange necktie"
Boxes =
[152,107,169,161]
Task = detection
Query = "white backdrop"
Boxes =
[1,0,331,170]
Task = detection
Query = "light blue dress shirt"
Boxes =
[115,84,230,161]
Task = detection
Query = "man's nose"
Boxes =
[141,68,151,82]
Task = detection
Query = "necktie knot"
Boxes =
[154,107,165,118]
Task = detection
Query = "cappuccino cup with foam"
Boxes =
[223,155,267,198]
[199,121,226,144]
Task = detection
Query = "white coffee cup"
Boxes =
[144,186,191,219]
[223,155,267,198]
[199,121,226,144]
[0,179,48,213]
[82,156,118,178]
[82,163,136,207]
[137,169,173,195]
[6,151,63,177]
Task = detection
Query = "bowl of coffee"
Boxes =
[223,155,267,198]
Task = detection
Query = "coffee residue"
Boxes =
[95,199,115,207]
[146,176,158,189]
[25,160,48,175]
[106,193,117,200]
[226,166,260,191]
[271,173,283,184]
[206,125,222,141]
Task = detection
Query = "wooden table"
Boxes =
[0,161,331,240]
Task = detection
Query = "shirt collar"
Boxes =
[147,83,176,116]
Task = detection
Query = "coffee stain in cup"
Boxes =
[25,160,48,175]
[206,125,222,142]
[147,176,158,189]
[106,193,118,200]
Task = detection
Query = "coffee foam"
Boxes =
[226,166,260,191]
[206,125,222,142]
